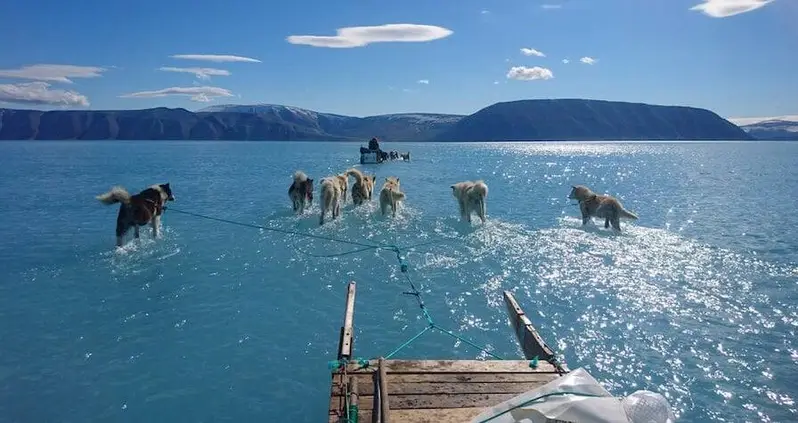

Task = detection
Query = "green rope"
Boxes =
[384,325,432,359]
[475,391,605,423]
[433,325,504,360]
[166,207,508,362]
[165,207,386,250]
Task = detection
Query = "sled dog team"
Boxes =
[96,173,638,247]
[287,168,489,226]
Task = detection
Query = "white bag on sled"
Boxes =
[469,367,676,423]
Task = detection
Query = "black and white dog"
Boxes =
[97,183,175,247]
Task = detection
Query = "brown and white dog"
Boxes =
[345,168,376,206]
[451,180,488,223]
[97,183,175,247]
[568,185,638,232]
[318,176,343,225]
[379,176,405,216]
[288,171,314,214]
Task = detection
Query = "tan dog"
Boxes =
[364,174,376,200]
[319,176,343,225]
[379,176,406,216]
[568,185,638,232]
[450,180,488,223]
[345,168,376,206]
[335,174,348,204]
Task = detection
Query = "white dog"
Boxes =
[451,180,488,223]
[379,176,406,217]
[318,176,342,225]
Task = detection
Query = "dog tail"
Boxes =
[345,168,365,185]
[293,170,308,184]
[392,191,406,201]
[618,208,638,220]
[97,186,131,205]
[619,208,638,220]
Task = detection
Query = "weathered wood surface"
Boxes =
[503,290,566,373]
[328,360,560,422]
[359,407,487,423]
[342,359,558,374]
[378,357,391,422]
[337,281,357,361]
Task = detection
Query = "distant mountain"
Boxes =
[436,99,752,141]
[739,119,798,141]
[0,99,751,141]
[0,107,356,141]
[199,104,463,141]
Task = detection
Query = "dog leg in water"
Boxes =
[152,216,160,238]
[604,218,610,229]
[477,199,486,223]
[579,203,591,225]
[611,214,622,232]
[134,225,140,239]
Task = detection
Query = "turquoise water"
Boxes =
[1,141,796,422]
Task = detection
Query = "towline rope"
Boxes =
[164,206,504,361]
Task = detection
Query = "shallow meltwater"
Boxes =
[416,216,797,421]
[0,141,796,422]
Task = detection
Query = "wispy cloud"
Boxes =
[520,48,546,57]
[120,86,234,102]
[507,66,554,81]
[0,64,106,84]
[690,0,775,18]
[480,9,490,14]
[580,57,597,65]
[417,79,430,84]
[169,54,261,63]
[541,4,563,9]
[493,81,500,85]
[286,24,453,48]
[0,81,89,106]
[562,59,570,64]
[158,67,231,80]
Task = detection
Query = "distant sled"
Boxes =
[358,137,410,164]
[360,137,387,164]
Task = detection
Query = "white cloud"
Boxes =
[158,67,231,80]
[541,4,563,9]
[580,57,597,65]
[0,64,106,84]
[493,81,500,85]
[0,81,89,107]
[690,0,775,18]
[417,79,430,84]
[562,59,570,64]
[286,24,453,48]
[506,66,554,81]
[120,86,234,102]
[169,54,261,63]
[520,48,546,57]
[480,9,490,14]
[727,115,798,125]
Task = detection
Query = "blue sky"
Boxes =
[0,0,794,121]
